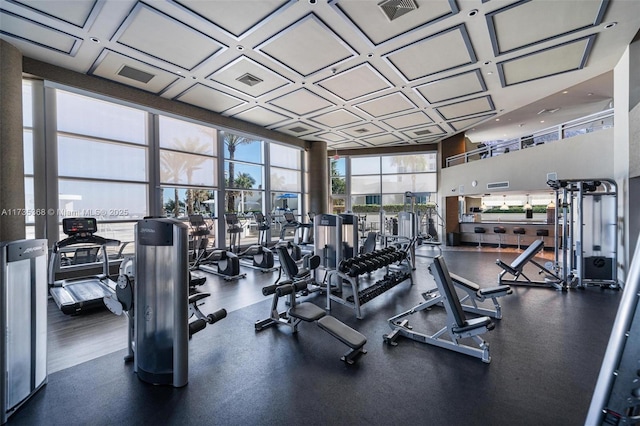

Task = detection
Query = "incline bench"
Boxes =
[448,272,512,319]
[384,255,495,363]
[496,239,565,290]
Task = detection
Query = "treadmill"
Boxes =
[48,217,120,315]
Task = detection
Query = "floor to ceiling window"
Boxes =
[270,142,303,242]
[55,89,148,246]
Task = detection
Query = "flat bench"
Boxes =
[495,239,565,290]
[256,280,367,365]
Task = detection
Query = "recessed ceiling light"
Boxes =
[191,76,197,80]
[483,60,491,65]
[468,9,478,17]
[562,90,568,94]
[367,53,374,58]
[90,37,100,43]
[540,120,545,123]
[487,71,493,75]
[587,92,593,96]
[236,45,244,51]
[495,118,500,122]
[604,22,617,29]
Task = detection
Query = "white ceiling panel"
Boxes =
[316,63,392,101]
[487,0,607,55]
[449,113,496,132]
[113,3,224,71]
[414,69,486,104]
[436,95,495,120]
[267,88,334,116]
[498,36,595,87]
[384,24,476,82]
[362,133,403,146]
[175,83,246,113]
[172,0,291,38]
[0,9,80,54]
[231,106,291,127]
[382,111,433,130]
[310,109,363,127]
[316,132,348,143]
[331,0,457,46]
[209,56,291,98]
[7,0,97,27]
[355,92,416,118]
[90,49,181,93]
[257,13,357,77]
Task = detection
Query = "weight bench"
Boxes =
[495,239,565,290]
[255,280,367,365]
[448,272,512,319]
[384,255,494,363]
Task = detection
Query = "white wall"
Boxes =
[440,128,615,197]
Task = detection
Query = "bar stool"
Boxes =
[536,229,549,241]
[474,227,486,248]
[513,227,526,250]
[493,226,506,248]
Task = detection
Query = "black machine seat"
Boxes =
[288,302,326,322]
[317,316,367,350]
[449,272,512,300]
[431,255,495,338]
[276,244,319,281]
[495,239,544,275]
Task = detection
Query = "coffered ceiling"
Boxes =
[1,0,639,150]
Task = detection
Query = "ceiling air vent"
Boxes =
[289,126,308,133]
[353,128,370,134]
[117,65,155,84]
[378,0,418,22]
[414,129,432,136]
[236,73,263,87]
[487,181,510,190]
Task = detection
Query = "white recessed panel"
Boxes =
[332,0,456,45]
[316,63,392,101]
[257,14,356,77]
[172,0,290,37]
[8,0,97,27]
[363,134,403,146]
[0,10,80,54]
[448,114,496,131]
[232,106,290,127]
[176,84,246,113]
[114,3,224,70]
[90,50,180,93]
[209,56,290,98]
[310,109,363,127]
[415,70,486,104]
[316,132,348,143]
[436,96,494,120]
[488,0,606,54]
[382,111,433,130]
[268,89,334,116]
[384,25,476,82]
[355,92,415,118]
[499,37,593,87]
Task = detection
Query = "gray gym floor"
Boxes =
[14,246,621,425]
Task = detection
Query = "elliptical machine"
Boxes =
[225,213,276,272]
[188,215,245,281]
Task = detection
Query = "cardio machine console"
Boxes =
[62,217,97,237]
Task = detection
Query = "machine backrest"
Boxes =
[276,245,299,278]
[431,255,467,328]
[510,239,544,270]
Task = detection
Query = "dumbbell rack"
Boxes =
[326,247,413,319]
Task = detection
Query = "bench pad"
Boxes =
[289,302,326,322]
[317,315,367,349]
[452,316,494,334]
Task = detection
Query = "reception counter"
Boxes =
[458,222,557,249]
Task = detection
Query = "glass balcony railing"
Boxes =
[445,109,614,167]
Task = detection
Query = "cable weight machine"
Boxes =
[547,178,618,289]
